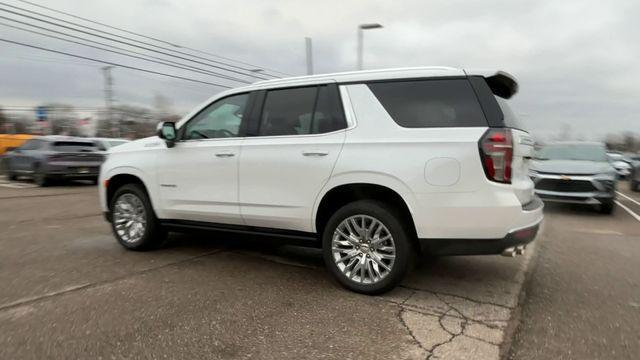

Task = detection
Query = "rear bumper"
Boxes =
[419,221,540,256]
[419,196,543,256]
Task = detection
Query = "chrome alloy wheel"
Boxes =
[331,215,396,284]
[113,193,147,243]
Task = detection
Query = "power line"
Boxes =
[0,5,270,81]
[0,20,252,84]
[0,17,251,83]
[0,2,278,80]
[15,0,292,77]
[0,37,233,88]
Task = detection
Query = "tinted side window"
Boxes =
[313,85,347,134]
[367,79,487,128]
[259,87,317,136]
[184,93,248,139]
[258,85,347,136]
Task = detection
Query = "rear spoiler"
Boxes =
[464,69,518,99]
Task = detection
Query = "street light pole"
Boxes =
[305,37,314,75]
[357,23,383,70]
[102,66,115,137]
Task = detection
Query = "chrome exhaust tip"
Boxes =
[515,245,526,255]
[501,247,516,257]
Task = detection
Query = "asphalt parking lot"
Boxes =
[1,177,639,359]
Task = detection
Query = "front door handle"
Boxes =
[302,150,329,157]
[215,151,235,158]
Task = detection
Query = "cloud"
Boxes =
[0,0,638,140]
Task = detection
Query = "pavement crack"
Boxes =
[396,307,431,359]
[0,249,225,312]
[425,330,457,360]
[400,284,515,310]
[438,309,462,336]
[463,333,501,346]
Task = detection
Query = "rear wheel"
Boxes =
[322,200,415,295]
[110,184,166,250]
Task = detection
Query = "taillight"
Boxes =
[479,128,513,184]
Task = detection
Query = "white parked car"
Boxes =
[99,67,543,294]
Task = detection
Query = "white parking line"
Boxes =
[615,200,640,222]
[616,191,640,207]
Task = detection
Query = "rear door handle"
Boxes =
[215,151,235,158]
[302,150,329,157]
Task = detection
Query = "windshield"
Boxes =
[52,141,97,152]
[536,143,608,162]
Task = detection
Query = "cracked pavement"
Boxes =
[1,182,535,359]
[378,245,535,360]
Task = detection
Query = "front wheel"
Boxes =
[34,169,49,187]
[110,184,166,250]
[322,200,416,295]
[600,199,615,214]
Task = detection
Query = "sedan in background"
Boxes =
[3,136,105,186]
[530,142,617,214]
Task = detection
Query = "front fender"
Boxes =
[99,166,159,215]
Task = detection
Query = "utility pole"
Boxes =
[102,66,115,137]
[357,23,383,70]
[305,37,314,75]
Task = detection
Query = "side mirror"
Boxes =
[157,122,177,148]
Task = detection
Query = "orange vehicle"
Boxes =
[0,134,34,155]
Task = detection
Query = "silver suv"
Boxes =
[4,136,104,186]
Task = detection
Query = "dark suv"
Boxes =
[4,136,105,186]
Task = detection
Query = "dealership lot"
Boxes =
[1,179,639,359]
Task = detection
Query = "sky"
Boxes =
[0,0,639,140]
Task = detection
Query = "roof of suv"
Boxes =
[246,66,518,97]
[253,66,512,83]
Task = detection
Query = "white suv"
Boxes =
[99,67,543,294]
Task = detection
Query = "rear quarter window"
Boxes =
[367,79,487,128]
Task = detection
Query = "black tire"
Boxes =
[33,167,49,187]
[631,179,639,192]
[600,199,615,214]
[7,171,17,181]
[322,200,416,295]
[110,183,166,251]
